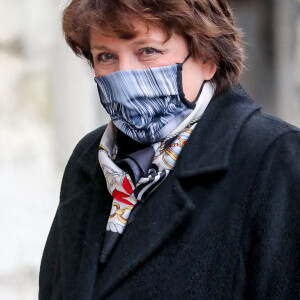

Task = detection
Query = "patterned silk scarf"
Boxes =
[98,82,214,263]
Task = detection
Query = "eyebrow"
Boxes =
[130,37,166,46]
[90,46,111,52]
[90,37,167,52]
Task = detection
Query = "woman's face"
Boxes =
[90,21,216,102]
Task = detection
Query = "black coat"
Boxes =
[39,86,300,300]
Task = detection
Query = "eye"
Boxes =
[95,52,116,63]
[139,47,163,56]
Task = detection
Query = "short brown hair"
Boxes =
[63,0,244,95]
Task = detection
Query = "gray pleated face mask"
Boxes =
[95,54,200,144]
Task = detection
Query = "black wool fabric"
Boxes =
[39,85,300,300]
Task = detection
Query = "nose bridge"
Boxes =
[118,52,139,71]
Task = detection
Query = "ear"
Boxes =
[201,60,217,81]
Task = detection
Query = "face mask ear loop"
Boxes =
[182,53,192,65]
[177,53,204,109]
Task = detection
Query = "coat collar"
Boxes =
[176,85,261,178]
[58,85,261,299]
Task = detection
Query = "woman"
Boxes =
[39,0,300,299]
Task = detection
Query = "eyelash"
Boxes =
[138,47,163,56]
[95,47,163,63]
[96,53,115,63]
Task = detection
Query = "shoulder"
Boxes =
[209,85,300,182]
[71,124,107,159]
[246,113,300,177]
[217,85,300,159]
[237,107,300,203]
[59,124,107,202]
[238,108,300,158]
[232,85,300,143]
[247,110,299,137]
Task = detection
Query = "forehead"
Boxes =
[89,21,169,47]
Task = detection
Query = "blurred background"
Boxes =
[0,0,299,298]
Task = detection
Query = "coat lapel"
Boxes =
[58,86,261,299]
[93,172,194,299]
